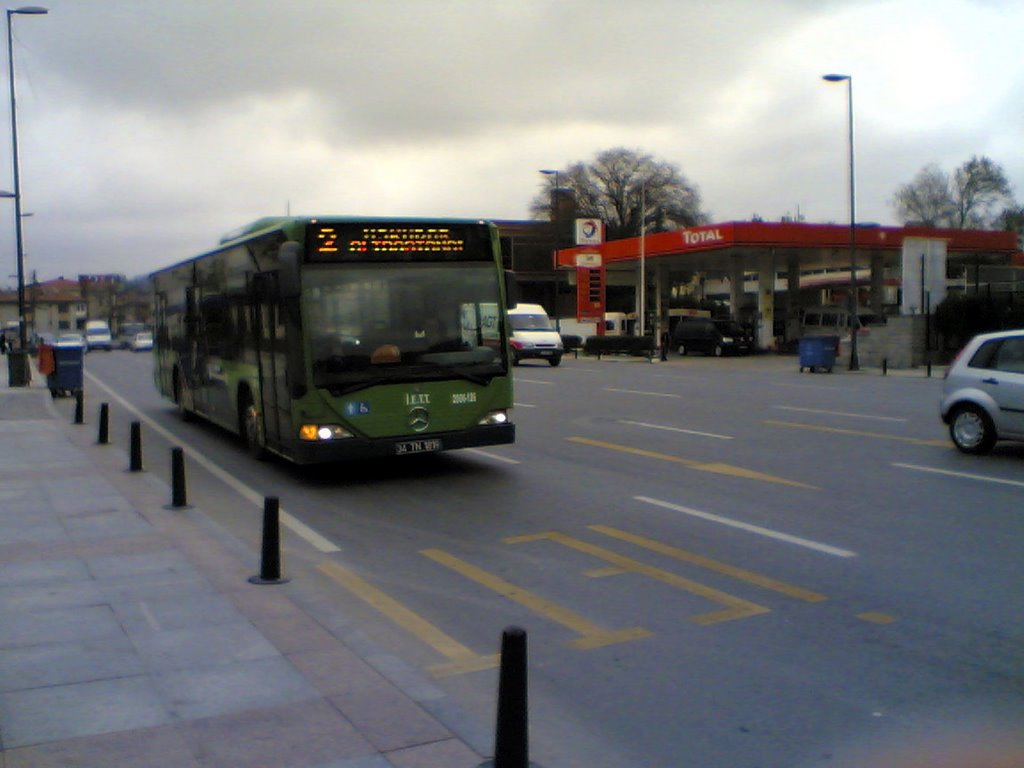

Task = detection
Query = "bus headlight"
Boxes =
[299,424,354,441]
[478,410,510,426]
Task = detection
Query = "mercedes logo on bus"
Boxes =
[408,407,430,432]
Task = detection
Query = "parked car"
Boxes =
[940,328,1024,454]
[116,322,147,349]
[672,318,753,357]
[129,331,153,352]
[55,332,85,347]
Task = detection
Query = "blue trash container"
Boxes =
[798,335,838,373]
[49,343,84,396]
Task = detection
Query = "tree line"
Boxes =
[532,148,1022,238]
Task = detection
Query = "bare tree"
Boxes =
[951,156,1013,228]
[892,156,1014,229]
[891,164,955,227]
[995,203,1024,236]
[531,148,708,240]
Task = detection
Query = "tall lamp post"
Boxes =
[822,72,859,371]
[7,5,46,366]
[638,182,646,337]
[539,168,560,236]
[539,169,561,314]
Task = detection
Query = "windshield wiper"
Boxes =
[413,362,493,385]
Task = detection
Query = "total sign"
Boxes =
[575,218,604,245]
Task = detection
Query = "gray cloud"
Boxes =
[0,0,1019,280]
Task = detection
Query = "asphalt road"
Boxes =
[67,350,1024,768]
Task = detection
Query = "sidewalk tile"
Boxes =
[173,699,376,767]
[1,724,199,768]
[0,676,170,748]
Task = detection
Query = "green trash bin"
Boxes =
[6,349,31,386]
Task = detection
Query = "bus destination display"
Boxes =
[310,223,487,261]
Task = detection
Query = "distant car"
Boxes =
[672,318,753,357]
[129,331,153,352]
[116,323,147,349]
[55,332,85,347]
[940,328,1024,454]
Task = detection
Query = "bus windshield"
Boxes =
[304,262,505,391]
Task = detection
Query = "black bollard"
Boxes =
[488,626,530,768]
[165,447,192,509]
[129,421,143,472]
[74,390,84,425]
[249,496,289,585]
[98,403,110,445]
[882,358,888,376]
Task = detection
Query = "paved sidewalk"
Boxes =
[0,363,490,767]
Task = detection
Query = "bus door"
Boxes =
[153,291,172,396]
[249,272,294,454]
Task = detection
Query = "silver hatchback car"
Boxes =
[940,328,1024,454]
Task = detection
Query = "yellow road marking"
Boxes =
[566,436,817,489]
[764,420,949,447]
[589,525,827,603]
[584,566,630,578]
[317,561,498,678]
[857,611,898,624]
[420,549,651,649]
[505,532,770,626]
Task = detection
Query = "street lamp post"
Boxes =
[822,72,859,371]
[539,168,560,234]
[539,169,561,315]
[7,5,47,361]
[639,182,646,337]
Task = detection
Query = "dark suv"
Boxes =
[672,318,753,357]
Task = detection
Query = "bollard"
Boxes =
[74,390,84,425]
[927,360,932,378]
[882,358,888,376]
[249,496,290,585]
[165,447,192,509]
[479,626,533,768]
[129,421,143,472]
[98,403,110,445]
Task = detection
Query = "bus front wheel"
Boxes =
[239,392,268,461]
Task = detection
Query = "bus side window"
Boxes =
[200,295,232,357]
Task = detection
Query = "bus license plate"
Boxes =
[395,438,442,455]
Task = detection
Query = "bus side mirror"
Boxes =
[278,242,302,299]
[504,270,520,309]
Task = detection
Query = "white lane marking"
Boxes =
[513,402,537,408]
[619,420,733,441]
[773,382,856,391]
[85,371,341,553]
[635,496,857,558]
[893,463,1024,489]
[774,405,907,423]
[465,448,521,465]
[605,388,681,398]
[515,378,554,385]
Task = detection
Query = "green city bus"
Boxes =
[151,217,516,463]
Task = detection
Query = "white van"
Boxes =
[508,303,563,366]
[84,320,113,351]
[800,305,881,337]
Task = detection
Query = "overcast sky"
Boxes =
[1,0,1021,283]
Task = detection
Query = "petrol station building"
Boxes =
[551,220,1022,366]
